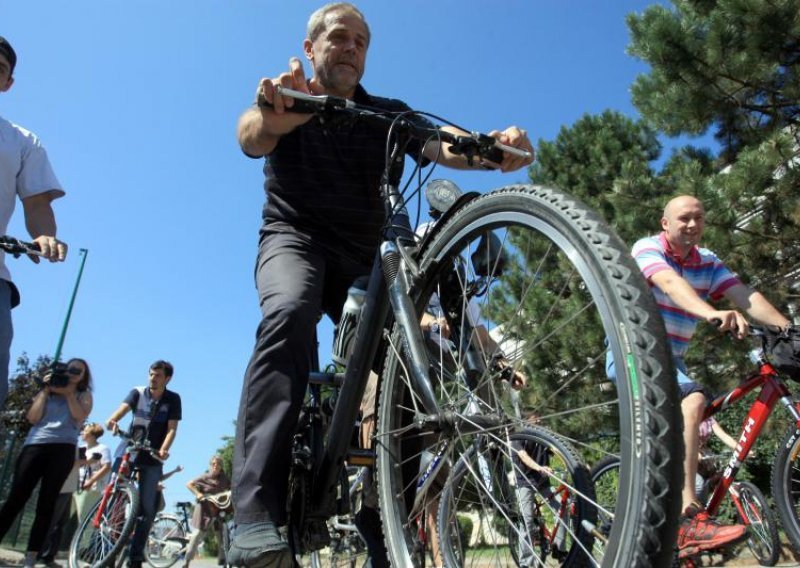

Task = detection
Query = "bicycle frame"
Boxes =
[92,448,135,528]
[549,483,571,543]
[702,358,800,515]
[304,115,478,518]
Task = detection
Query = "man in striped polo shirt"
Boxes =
[634,195,789,558]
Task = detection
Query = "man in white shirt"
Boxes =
[0,35,68,408]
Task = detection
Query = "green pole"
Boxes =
[52,248,88,363]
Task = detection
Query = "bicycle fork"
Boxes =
[381,240,441,415]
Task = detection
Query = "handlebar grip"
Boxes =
[257,87,352,114]
[256,92,320,114]
[0,236,41,257]
[483,146,505,165]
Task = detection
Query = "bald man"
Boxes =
[631,195,789,558]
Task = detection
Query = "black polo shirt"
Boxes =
[257,84,431,261]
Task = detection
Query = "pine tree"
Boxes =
[530,110,667,243]
[626,0,800,309]
[627,0,800,161]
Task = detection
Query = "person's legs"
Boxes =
[73,489,101,524]
[515,485,537,568]
[38,491,73,564]
[424,499,442,568]
[128,464,163,565]
[27,444,74,555]
[231,231,371,568]
[230,232,327,567]
[681,391,706,510]
[0,445,45,540]
[183,527,207,567]
[675,373,747,556]
[0,280,13,409]
[233,232,329,525]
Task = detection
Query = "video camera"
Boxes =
[45,362,72,388]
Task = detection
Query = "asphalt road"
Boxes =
[1,548,799,567]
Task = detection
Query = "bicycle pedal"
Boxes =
[346,448,374,467]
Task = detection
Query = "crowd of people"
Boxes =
[0,355,229,568]
[0,33,216,568]
[0,2,797,568]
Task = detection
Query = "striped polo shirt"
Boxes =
[632,232,741,359]
[258,84,430,262]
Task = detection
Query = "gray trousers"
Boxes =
[232,230,369,525]
[0,280,14,409]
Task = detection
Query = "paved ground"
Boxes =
[0,549,225,568]
[1,546,799,567]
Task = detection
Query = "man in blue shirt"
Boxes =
[107,360,182,568]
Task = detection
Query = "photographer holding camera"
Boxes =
[73,422,112,522]
[0,358,92,568]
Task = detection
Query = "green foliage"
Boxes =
[531,110,666,243]
[517,1,800,456]
[2,353,53,438]
[457,514,473,545]
[625,1,800,393]
[627,0,800,160]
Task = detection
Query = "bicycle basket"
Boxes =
[765,325,800,381]
[206,490,233,512]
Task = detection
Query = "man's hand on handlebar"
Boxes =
[256,57,314,116]
[707,310,749,340]
[106,419,120,434]
[486,126,535,173]
[30,235,67,264]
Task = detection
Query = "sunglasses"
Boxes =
[67,366,84,376]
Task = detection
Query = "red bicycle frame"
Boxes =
[702,359,800,515]
[91,445,134,528]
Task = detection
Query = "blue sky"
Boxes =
[2,1,687,505]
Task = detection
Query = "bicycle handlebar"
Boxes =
[709,318,786,339]
[259,86,532,164]
[113,429,165,463]
[0,236,41,258]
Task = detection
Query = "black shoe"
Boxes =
[227,521,291,568]
[127,561,143,568]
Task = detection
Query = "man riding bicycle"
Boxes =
[229,3,534,567]
[183,455,231,568]
[106,360,182,568]
[611,195,790,559]
[0,35,69,409]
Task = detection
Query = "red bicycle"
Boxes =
[699,324,800,563]
[591,323,800,566]
[68,429,161,568]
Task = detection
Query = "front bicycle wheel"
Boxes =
[438,427,595,567]
[771,425,800,553]
[145,514,187,568]
[732,481,780,566]
[69,482,139,568]
[375,185,681,567]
